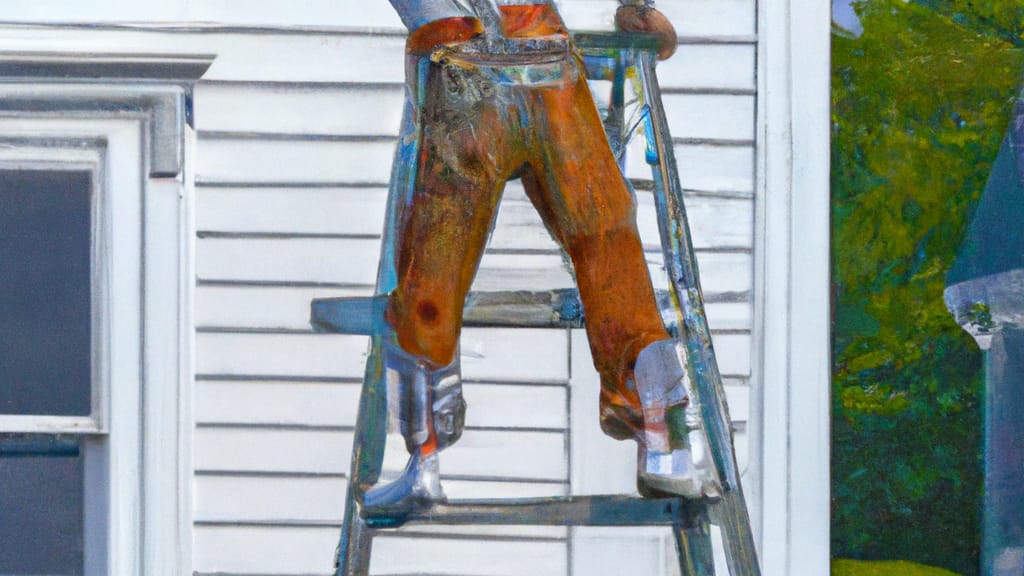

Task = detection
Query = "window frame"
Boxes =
[0,117,145,575]
[0,53,211,575]
[0,144,110,435]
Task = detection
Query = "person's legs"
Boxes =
[519,68,670,441]
[389,45,531,365]
[523,64,721,498]
[366,53,525,512]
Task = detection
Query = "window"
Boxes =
[0,169,93,418]
[0,52,211,575]
[0,168,95,575]
[0,123,139,575]
[0,435,86,575]
[0,165,104,434]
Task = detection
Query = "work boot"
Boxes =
[633,339,721,499]
[598,381,644,441]
[361,342,465,518]
[362,450,444,521]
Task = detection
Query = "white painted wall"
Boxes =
[0,0,770,573]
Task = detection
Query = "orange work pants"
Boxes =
[388,6,670,440]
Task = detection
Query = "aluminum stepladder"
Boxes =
[311,32,761,576]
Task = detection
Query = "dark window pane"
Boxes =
[0,170,92,417]
[0,433,84,575]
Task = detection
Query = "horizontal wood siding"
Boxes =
[186,16,756,574]
[0,1,757,573]
[0,0,754,37]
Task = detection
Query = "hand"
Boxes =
[406,17,484,55]
[615,5,677,60]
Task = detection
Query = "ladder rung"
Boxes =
[311,289,586,334]
[311,289,677,334]
[363,495,707,529]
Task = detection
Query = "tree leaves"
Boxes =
[832,0,1023,572]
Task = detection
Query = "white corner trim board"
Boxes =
[753,0,831,573]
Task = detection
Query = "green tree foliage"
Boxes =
[911,0,1024,48]
[832,1,1023,573]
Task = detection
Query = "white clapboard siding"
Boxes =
[674,144,755,194]
[558,0,756,37]
[705,301,752,332]
[193,371,746,431]
[193,88,752,145]
[201,35,409,85]
[195,475,568,524]
[195,332,369,379]
[371,537,567,576]
[193,526,339,576]
[195,285,374,330]
[0,0,754,39]
[650,251,752,298]
[196,186,390,235]
[194,184,751,253]
[662,93,755,143]
[195,380,364,427]
[633,191,754,251]
[193,525,568,576]
[196,380,568,430]
[195,136,753,195]
[656,44,756,91]
[173,0,758,571]
[191,47,756,136]
[194,427,567,480]
[196,236,384,286]
[194,138,397,186]
[195,236,750,295]
[194,84,406,137]
[195,475,349,523]
[572,528,679,576]
[621,137,756,195]
[0,25,752,88]
[0,27,407,84]
[197,328,570,382]
[704,333,752,378]
[195,285,751,332]
[0,0,190,24]
[195,329,748,384]
[484,182,753,253]
[204,34,749,86]
[189,0,404,30]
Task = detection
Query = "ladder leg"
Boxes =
[674,519,716,576]
[335,336,387,576]
[332,58,430,575]
[717,491,761,576]
[635,51,761,576]
[336,485,374,576]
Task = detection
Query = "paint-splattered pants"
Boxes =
[388,6,670,440]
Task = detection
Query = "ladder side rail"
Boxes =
[674,518,718,576]
[636,52,762,576]
[335,56,433,576]
[711,485,763,575]
[351,57,431,486]
[635,51,738,490]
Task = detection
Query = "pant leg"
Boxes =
[521,61,671,441]
[388,58,523,366]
